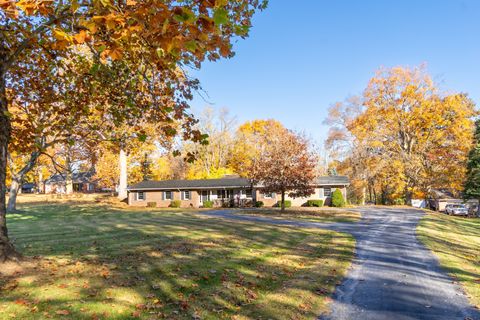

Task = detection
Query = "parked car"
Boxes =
[445,204,469,216]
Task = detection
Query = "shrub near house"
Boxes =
[306,200,324,207]
[275,200,292,208]
[332,189,346,207]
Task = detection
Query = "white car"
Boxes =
[445,204,468,216]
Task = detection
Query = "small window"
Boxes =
[217,190,225,199]
[246,189,253,198]
[137,192,145,201]
[263,192,274,199]
[182,191,191,200]
[163,191,172,200]
[324,187,332,197]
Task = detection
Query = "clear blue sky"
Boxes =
[190,0,480,145]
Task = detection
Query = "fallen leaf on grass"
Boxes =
[315,288,329,295]
[180,300,189,310]
[131,311,141,318]
[14,299,29,306]
[56,309,70,315]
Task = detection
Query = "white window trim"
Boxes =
[263,192,274,199]
[182,190,191,200]
[136,191,145,201]
[324,187,332,197]
[163,191,172,201]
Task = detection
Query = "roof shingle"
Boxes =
[128,178,252,190]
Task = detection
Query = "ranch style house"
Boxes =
[127,176,349,208]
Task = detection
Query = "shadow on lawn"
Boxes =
[1,202,354,319]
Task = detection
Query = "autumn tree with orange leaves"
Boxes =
[326,66,476,205]
[256,130,317,211]
[0,0,266,261]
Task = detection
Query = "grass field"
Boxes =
[417,212,480,308]
[0,197,355,319]
[237,207,361,223]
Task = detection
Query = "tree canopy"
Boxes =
[0,0,267,261]
[326,66,477,204]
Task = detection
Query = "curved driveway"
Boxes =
[199,207,480,320]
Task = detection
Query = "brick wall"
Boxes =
[128,190,200,208]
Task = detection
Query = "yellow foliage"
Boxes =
[230,119,285,179]
[328,66,477,204]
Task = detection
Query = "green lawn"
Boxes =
[0,200,355,319]
[237,207,361,223]
[417,212,480,308]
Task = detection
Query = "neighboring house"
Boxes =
[127,176,349,208]
[426,189,478,212]
[21,183,36,193]
[44,171,98,194]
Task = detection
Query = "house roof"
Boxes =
[128,175,350,191]
[315,176,350,185]
[45,171,96,185]
[128,178,251,190]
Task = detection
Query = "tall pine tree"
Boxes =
[464,119,480,215]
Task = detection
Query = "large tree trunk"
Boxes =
[404,189,413,206]
[360,186,366,205]
[118,149,127,200]
[0,62,20,261]
[280,190,286,212]
[65,154,73,195]
[7,177,20,212]
[8,151,40,211]
[38,170,43,193]
[65,172,73,194]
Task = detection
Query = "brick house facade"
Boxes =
[128,176,349,208]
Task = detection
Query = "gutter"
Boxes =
[127,183,350,192]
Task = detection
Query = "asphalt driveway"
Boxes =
[199,207,480,320]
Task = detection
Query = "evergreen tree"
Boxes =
[464,119,480,215]
[141,153,153,181]
[331,189,346,207]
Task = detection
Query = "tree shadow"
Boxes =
[1,202,356,319]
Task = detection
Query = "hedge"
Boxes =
[275,200,291,208]
[146,202,157,208]
[170,200,181,208]
[331,189,346,207]
[202,200,214,208]
[255,201,264,208]
[305,199,324,207]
